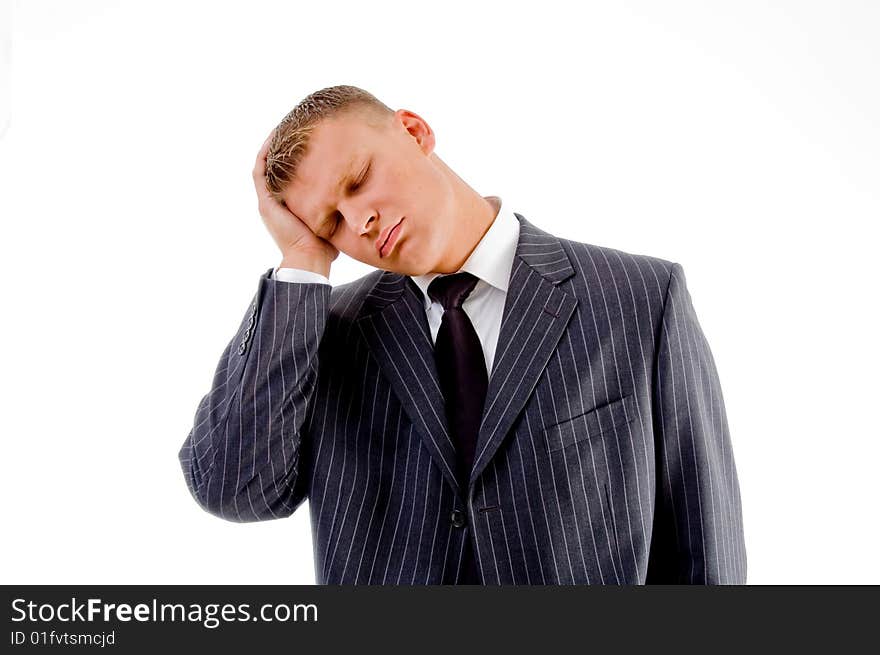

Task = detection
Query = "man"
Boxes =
[178,85,747,585]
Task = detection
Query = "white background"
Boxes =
[1,0,877,584]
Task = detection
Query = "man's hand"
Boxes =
[253,131,338,278]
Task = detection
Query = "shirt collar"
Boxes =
[410,195,520,310]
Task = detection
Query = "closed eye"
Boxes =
[349,162,370,192]
[328,211,342,235]
[327,160,370,236]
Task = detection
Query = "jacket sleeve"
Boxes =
[177,267,331,522]
[646,262,747,583]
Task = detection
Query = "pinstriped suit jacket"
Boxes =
[178,213,747,584]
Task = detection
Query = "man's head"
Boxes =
[264,85,468,276]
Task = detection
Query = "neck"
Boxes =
[433,170,500,274]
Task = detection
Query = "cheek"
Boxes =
[387,159,431,202]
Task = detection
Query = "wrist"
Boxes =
[278,255,331,279]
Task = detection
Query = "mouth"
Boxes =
[377,217,404,258]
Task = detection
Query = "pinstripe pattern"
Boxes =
[178,213,747,584]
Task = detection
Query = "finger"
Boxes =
[253,130,275,177]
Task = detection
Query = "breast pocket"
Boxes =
[543,393,636,453]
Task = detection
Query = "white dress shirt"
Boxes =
[272,195,520,378]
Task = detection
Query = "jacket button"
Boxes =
[450,509,467,528]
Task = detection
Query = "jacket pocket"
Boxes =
[544,393,636,453]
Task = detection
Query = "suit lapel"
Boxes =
[357,273,461,496]
[468,214,577,490]
[356,213,578,500]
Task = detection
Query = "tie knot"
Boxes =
[427,272,479,310]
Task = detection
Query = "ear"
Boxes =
[395,109,435,156]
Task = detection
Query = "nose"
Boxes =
[340,201,377,236]
[359,213,377,235]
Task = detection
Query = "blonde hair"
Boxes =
[265,84,394,203]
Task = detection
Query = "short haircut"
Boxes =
[264,84,394,204]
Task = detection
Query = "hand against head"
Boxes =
[253,131,338,276]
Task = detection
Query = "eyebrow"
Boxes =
[316,155,370,233]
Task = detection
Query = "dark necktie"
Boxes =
[428,271,487,584]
